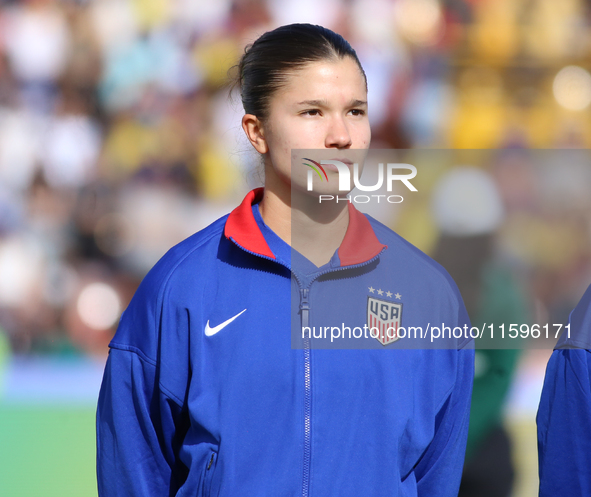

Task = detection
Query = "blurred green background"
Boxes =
[0,406,96,497]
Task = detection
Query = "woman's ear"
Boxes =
[242,114,268,154]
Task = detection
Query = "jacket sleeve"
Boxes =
[537,284,591,496]
[96,261,191,496]
[537,348,591,497]
[96,347,188,496]
[414,345,475,497]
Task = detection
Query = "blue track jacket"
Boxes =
[97,188,474,496]
[537,283,591,497]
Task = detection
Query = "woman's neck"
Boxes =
[258,184,349,267]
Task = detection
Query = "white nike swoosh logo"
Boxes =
[204,309,247,336]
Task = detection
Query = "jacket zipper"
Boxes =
[203,450,217,497]
[298,285,312,497]
[231,237,384,497]
[292,257,383,497]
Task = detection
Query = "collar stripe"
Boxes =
[224,188,275,259]
[225,188,387,266]
[339,202,387,266]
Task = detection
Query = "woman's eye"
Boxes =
[349,109,365,116]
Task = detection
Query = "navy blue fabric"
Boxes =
[537,284,591,496]
[97,199,474,497]
[252,202,336,277]
[252,202,293,268]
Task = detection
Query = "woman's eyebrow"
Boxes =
[296,99,329,107]
[295,99,367,107]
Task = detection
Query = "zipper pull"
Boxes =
[300,288,310,329]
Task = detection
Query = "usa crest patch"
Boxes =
[367,297,402,345]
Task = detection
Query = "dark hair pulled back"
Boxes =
[234,23,367,122]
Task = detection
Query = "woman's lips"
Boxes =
[322,159,353,172]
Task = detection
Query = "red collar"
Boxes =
[224,188,387,265]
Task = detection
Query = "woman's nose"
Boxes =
[325,116,352,149]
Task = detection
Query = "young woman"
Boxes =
[97,24,474,496]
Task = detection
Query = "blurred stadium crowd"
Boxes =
[0,0,590,358]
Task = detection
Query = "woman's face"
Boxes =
[260,56,371,195]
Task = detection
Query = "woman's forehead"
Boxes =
[275,58,367,104]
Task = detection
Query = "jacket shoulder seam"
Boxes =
[150,223,225,356]
[108,344,185,406]
[110,341,157,366]
[366,215,465,309]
